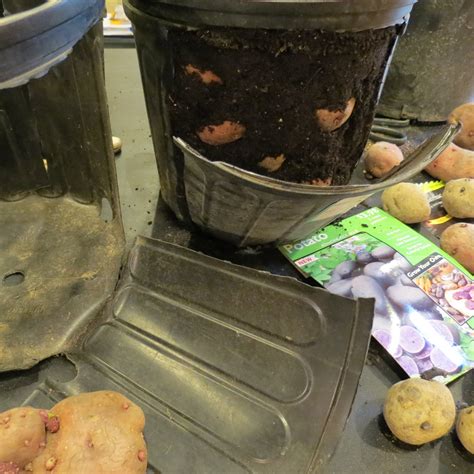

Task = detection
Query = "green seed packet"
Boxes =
[280,207,474,384]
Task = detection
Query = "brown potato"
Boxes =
[258,154,286,173]
[448,103,474,151]
[442,178,474,218]
[197,121,246,146]
[440,223,474,273]
[32,391,147,474]
[364,141,403,178]
[456,406,474,454]
[425,143,474,181]
[184,64,223,85]
[0,407,46,469]
[383,378,456,445]
[315,97,356,132]
[382,183,431,224]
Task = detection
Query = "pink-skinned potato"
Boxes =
[197,121,246,146]
[364,141,403,178]
[448,103,474,151]
[425,143,474,181]
[0,407,46,469]
[184,64,223,86]
[32,391,147,474]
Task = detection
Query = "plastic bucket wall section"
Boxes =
[378,0,474,122]
[0,0,121,213]
[125,0,418,246]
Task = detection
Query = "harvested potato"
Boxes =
[258,154,286,173]
[440,223,474,273]
[184,64,222,85]
[383,378,456,445]
[448,103,474,151]
[32,391,147,474]
[382,183,431,224]
[197,121,246,146]
[456,406,474,454]
[425,143,474,181]
[315,97,356,132]
[364,141,403,178]
[442,178,474,218]
[0,407,46,469]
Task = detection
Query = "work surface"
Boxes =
[105,45,473,473]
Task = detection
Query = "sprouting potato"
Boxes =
[32,391,147,474]
[0,407,47,470]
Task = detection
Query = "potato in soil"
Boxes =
[197,121,246,146]
[440,223,474,273]
[456,406,474,454]
[442,178,474,218]
[383,378,455,445]
[315,97,356,133]
[382,183,431,224]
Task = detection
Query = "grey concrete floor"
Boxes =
[104,46,159,245]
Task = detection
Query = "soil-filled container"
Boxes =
[125,0,429,246]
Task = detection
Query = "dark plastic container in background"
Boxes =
[378,0,474,122]
[124,1,429,246]
[0,0,124,371]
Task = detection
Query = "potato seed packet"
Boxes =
[280,207,474,384]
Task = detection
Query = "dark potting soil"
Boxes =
[168,27,396,185]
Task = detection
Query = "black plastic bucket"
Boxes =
[378,0,474,122]
[125,0,428,246]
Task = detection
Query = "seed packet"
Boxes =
[280,207,474,384]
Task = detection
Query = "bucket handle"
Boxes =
[0,0,105,89]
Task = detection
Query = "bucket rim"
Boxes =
[124,0,417,31]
